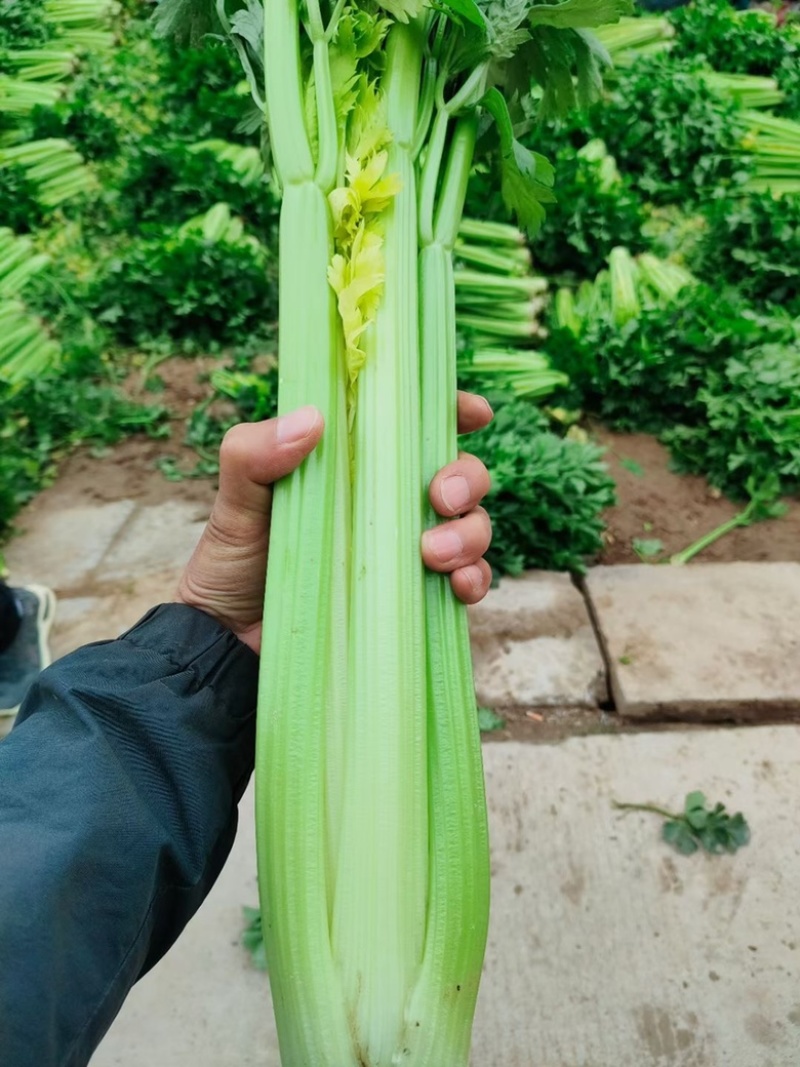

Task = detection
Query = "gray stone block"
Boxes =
[94,501,208,584]
[4,501,136,591]
[469,571,607,708]
[586,562,800,720]
[50,571,187,661]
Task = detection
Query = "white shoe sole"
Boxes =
[0,584,57,729]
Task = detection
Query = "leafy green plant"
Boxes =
[548,284,763,434]
[0,0,48,52]
[477,707,505,732]
[114,139,279,237]
[614,791,751,857]
[0,370,167,533]
[669,0,800,115]
[585,54,747,203]
[690,194,800,317]
[465,135,649,278]
[525,139,649,277]
[89,223,275,346]
[631,537,664,561]
[472,399,616,575]
[665,340,800,498]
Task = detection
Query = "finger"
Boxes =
[429,453,491,517]
[421,506,492,572]
[217,407,324,517]
[457,391,493,435]
[449,558,493,605]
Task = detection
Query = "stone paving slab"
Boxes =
[4,500,136,592]
[586,562,800,720]
[49,571,185,660]
[470,572,607,708]
[94,501,207,584]
[93,726,800,1067]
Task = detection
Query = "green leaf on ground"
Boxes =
[620,458,644,476]
[242,905,267,971]
[614,792,751,857]
[478,706,506,732]
[632,537,664,560]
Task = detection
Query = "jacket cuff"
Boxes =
[119,603,260,714]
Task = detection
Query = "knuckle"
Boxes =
[219,423,249,465]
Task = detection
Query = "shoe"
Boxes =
[0,584,57,732]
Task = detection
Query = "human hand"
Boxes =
[175,391,493,653]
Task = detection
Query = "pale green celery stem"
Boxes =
[256,183,355,1066]
[433,115,477,248]
[306,0,338,192]
[443,62,488,115]
[455,240,531,274]
[458,216,526,246]
[454,271,546,298]
[330,21,428,1066]
[417,107,447,244]
[670,498,759,566]
[325,332,352,920]
[458,314,539,338]
[407,150,489,1059]
[412,57,437,160]
[258,2,354,1060]
[262,0,314,184]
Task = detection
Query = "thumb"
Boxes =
[216,406,324,517]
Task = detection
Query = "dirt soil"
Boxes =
[34,358,800,569]
[596,428,800,566]
[35,356,222,516]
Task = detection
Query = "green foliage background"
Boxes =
[2,0,800,572]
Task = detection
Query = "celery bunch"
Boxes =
[157,0,629,1063]
[0,0,117,206]
[0,228,60,383]
[555,246,697,334]
[454,216,567,401]
[736,110,800,197]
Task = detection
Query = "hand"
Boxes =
[175,391,493,653]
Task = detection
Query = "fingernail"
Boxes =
[464,564,483,593]
[277,406,319,444]
[481,397,494,419]
[441,475,471,514]
[425,527,463,563]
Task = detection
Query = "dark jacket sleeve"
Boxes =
[0,603,259,1067]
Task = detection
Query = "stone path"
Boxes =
[93,729,800,1067]
[7,495,800,719]
[586,563,800,721]
[4,498,208,661]
[4,487,800,1064]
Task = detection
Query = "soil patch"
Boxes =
[19,360,800,569]
[26,356,223,517]
[596,429,800,566]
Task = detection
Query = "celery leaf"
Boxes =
[440,0,487,29]
[526,0,633,31]
[152,0,218,43]
[480,88,556,236]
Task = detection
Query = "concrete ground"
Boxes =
[90,729,800,1067]
[4,489,800,1065]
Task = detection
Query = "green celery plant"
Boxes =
[157,0,630,1062]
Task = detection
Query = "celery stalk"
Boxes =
[410,118,490,1060]
[154,0,633,1060]
[331,26,429,1062]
